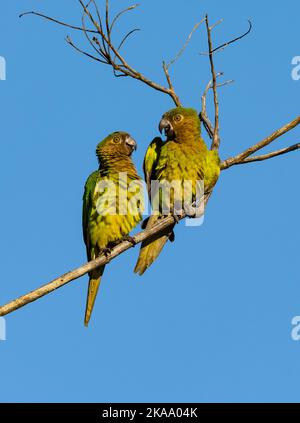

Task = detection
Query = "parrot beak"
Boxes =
[125,135,137,152]
[159,117,174,139]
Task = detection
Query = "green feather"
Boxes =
[135,107,220,275]
[83,132,143,325]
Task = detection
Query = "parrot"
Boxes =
[83,131,143,326]
[134,107,220,276]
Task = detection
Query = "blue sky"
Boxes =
[0,0,299,403]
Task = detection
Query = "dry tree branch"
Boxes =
[90,0,109,59]
[200,72,234,140]
[205,15,220,151]
[221,116,300,169]
[232,143,300,165]
[161,18,206,103]
[166,18,206,69]
[81,8,108,63]
[9,5,299,320]
[19,11,98,33]
[77,0,182,105]
[20,1,182,107]
[199,18,252,143]
[1,112,299,317]
[0,195,210,317]
[199,78,215,139]
[162,61,176,93]
[110,3,140,32]
[211,20,252,54]
[66,36,105,64]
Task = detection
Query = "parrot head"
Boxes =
[96,131,137,159]
[159,107,200,142]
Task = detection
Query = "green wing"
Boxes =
[82,170,99,259]
[143,137,163,199]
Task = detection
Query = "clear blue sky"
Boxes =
[0,0,299,403]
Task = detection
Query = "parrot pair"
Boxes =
[82,107,220,325]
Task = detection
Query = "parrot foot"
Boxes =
[169,231,175,243]
[185,201,204,218]
[141,217,150,229]
[171,213,181,224]
[160,212,181,224]
[99,247,112,257]
[122,235,137,246]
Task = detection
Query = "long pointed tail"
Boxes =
[84,265,105,326]
[134,216,174,275]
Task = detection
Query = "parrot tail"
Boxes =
[134,215,174,276]
[84,265,105,327]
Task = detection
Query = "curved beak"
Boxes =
[159,117,174,139]
[125,135,137,152]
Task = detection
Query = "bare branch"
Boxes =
[66,36,106,64]
[209,19,224,31]
[110,3,140,32]
[0,195,210,317]
[162,61,176,93]
[221,116,300,169]
[19,11,98,33]
[81,7,108,62]
[205,15,221,151]
[21,2,182,106]
[231,143,300,165]
[199,73,233,139]
[117,28,141,51]
[90,0,109,58]
[212,20,252,54]
[199,80,215,139]
[104,0,111,57]
[81,0,182,105]
[167,18,205,68]
[199,18,250,143]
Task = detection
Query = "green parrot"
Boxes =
[134,107,220,275]
[83,132,143,326]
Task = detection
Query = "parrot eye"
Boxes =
[174,114,183,123]
[113,135,122,143]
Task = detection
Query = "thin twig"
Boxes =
[162,61,175,92]
[221,143,300,168]
[167,18,205,68]
[78,0,182,105]
[199,72,233,139]
[19,11,98,33]
[21,2,182,107]
[110,3,140,32]
[105,0,111,56]
[117,29,141,51]
[205,15,220,150]
[199,79,216,139]
[66,36,106,64]
[90,0,109,58]
[221,116,300,169]
[82,8,108,62]
[212,20,252,54]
